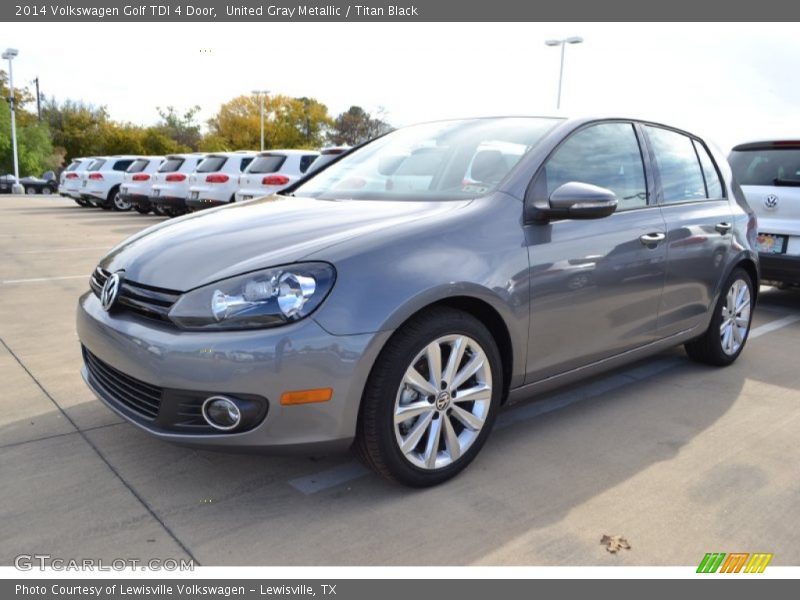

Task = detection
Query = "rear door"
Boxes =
[642,125,734,337]
[729,142,800,255]
[525,121,668,381]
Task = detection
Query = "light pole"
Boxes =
[545,36,583,110]
[2,48,23,194]
[251,89,270,151]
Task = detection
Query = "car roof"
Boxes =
[255,149,319,157]
[206,151,259,157]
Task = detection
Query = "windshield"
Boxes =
[730,146,800,186]
[293,117,560,200]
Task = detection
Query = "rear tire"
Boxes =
[685,267,754,366]
[111,188,131,211]
[355,307,502,487]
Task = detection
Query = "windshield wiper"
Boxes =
[773,178,800,187]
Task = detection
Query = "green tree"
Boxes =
[0,99,57,176]
[156,105,202,150]
[42,98,109,160]
[329,106,392,146]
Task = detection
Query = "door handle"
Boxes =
[715,222,732,234]
[640,232,666,245]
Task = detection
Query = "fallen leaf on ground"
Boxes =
[601,534,631,553]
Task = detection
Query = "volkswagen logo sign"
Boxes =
[100,272,122,311]
[765,194,779,209]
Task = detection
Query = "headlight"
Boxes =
[168,263,335,330]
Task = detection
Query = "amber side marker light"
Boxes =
[280,388,333,405]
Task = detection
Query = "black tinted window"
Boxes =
[113,160,134,172]
[543,122,647,211]
[694,141,723,198]
[645,126,706,203]
[127,159,149,173]
[240,157,254,172]
[729,147,800,186]
[197,156,227,173]
[248,155,286,174]
[159,158,185,173]
[300,155,318,173]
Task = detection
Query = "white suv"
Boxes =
[234,149,319,201]
[730,140,800,287]
[186,151,257,211]
[59,157,95,206]
[150,153,207,216]
[120,156,163,213]
[81,156,139,210]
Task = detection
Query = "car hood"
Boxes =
[99,195,469,290]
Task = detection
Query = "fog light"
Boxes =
[201,396,242,431]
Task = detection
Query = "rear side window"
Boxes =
[127,159,149,173]
[88,160,105,171]
[240,157,254,172]
[645,126,706,203]
[113,160,134,171]
[300,155,318,173]
[694,141,724,198]
[159,158,185,173]
[542,122,648,211]
[248,155,286,174]
[197,156,227,173]
[729,146,800,186]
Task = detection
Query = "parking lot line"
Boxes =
[749,314,800,339]
[289,312,800,496]
[1,274,87,284]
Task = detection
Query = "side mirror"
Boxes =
[540,181,618,221]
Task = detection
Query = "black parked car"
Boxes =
[0,172,58,195]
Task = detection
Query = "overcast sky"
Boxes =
[3,22,799,151]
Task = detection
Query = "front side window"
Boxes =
[293,117,560,201]
[541,122,648,211]
[645,126,707,203]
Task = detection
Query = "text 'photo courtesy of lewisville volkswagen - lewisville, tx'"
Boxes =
[1,1,799,596]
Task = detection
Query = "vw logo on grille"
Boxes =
[765,194,779,209]
[100,272,122,311]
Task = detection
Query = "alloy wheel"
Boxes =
[113,191,131,211]
[719,278,751,356]
[393,334,492,470]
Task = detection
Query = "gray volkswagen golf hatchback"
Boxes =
[78,117,758,486]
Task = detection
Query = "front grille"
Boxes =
[90,267,181,322]
[83,347,162,420]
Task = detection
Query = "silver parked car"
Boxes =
[77,117,759,486]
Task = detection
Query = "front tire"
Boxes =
[685,267,754,366]
[355,307,502,487]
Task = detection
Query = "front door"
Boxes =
[524,122,668,382]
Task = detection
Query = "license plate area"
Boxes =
[757,233,788,254]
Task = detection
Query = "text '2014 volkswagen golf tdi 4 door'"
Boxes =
[78,117,759,486]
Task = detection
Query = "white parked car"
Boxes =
[186,151,257,211]
[80,156,139,210]
[234,149,320,202]
[730,139,800,287]
[150,153,207,216]
[306,146,350,174]
[59,157,96,206]
[119,156,163,213]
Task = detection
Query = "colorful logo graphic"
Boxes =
[696,552,773,573]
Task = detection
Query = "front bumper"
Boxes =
[760,252,800,285]
[76,291,391,454]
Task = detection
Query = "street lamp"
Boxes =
[251,89,270,151]
[544,36,583,110]
[2,48,23,194]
